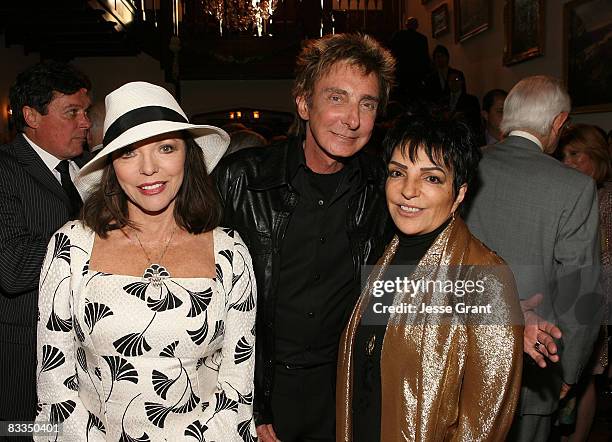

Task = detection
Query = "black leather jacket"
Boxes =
[214,137,390,424]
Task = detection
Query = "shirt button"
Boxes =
[320,236,326,243]
[318,199,324,206]
[307,312,315,318]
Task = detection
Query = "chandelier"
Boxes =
[203,0,280,36]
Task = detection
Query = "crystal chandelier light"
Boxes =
[203,0,279,36]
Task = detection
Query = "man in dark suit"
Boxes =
[464,76,601,441]
[446,71,482,144]
[0,61,91,432]
[389,16,430,103]
[423,44,465,104]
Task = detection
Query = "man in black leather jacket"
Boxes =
[214,33,395,442]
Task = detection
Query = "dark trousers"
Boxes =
[270,363,336,442]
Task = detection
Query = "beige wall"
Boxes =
[407,0,611,131]
[2,1,610,143]
[0,36,293,142]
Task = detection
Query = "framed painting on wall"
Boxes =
[564,0,612,113]
[503,0,545,65]
[432,4,450,38]
[454,0,490,42]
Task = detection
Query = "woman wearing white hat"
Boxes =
[34,82,257,441]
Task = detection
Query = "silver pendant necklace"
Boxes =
[131,226,177,287]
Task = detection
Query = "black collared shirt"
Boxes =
[274,143,361,366]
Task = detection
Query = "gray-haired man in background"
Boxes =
[464,75,601,441]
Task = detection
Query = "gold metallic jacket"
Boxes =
[337,217,523,441]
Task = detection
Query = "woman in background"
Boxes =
[559,123,610,442]
[336,115,523,442]
[35,82,257,441]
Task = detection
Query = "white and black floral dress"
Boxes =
[34,222,257,442]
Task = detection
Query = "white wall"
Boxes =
[407,0,611,131]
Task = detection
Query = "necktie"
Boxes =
[55,160,82,217]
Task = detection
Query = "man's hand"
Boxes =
[559,382,572,399]
[521,293,562,368]
[257,423,280,442]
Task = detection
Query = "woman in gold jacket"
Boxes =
[337,115,523,441]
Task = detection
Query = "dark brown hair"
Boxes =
[82,136,221,236]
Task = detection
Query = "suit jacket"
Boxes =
[452,92,484,145]
[389,29,430,96]
[423,67,465,103]
[464,135,601,415]
[0,133,91,421]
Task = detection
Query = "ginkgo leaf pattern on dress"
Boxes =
[103,355,139,402]
[230,290,255,312]
[52,232,71,265]
[237,418,256,442]
[151,370,178,400]
[40,345,65,375]
[84,300,113,333]
[144,402,174,428]
[46,308,73,332]
[219,249,233,264]
[171,390,200,414]
[103,356,138,383]
[210,320,225,342]
[146,288,183,312]
[215,263,223,284]
[50,399,76,424]
[213,390,238,414]
[113,332,152,356]
[184,420,208,442]
[186,287,213,317]
[77,347,88,372]
[73,315,86,342]
[123,282,150,301]
[63,373,79,391]
[86,411,106,434]
[159,341,179,358]
[119,394,150,442]
[188,311,209,345]
[36,227,255,440]
[234,337,253,365]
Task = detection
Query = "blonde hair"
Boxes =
[559,124,611,184]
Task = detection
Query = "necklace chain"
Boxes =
[132,226,177,266]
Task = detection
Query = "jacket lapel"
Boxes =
[12,134,71,207]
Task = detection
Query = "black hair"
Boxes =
[482,89,508,112]
[9,60,91,132]
[432,44,450,59]
[382,114,481,196]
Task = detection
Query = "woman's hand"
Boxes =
[256,424,281,442]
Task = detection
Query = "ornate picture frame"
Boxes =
[454,0,490,42]
[503,0,545,66]
[431,3,450,38]
[564,0,612,113]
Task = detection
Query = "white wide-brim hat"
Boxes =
[75,81,229,196]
